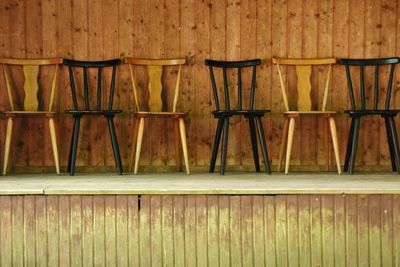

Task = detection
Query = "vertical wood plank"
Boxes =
[161,196,174,266]
[230,196,242,266]
[93,196,106,266]
[286,195,299,266]
[46,196,59,266]
[173,196,185,267]
[0,196,12,266]
[35,196,47,267]
[333,195,346,267]
[264,196,276,267]
[219,195,231,267]
[139,195,151,266]
[310,195,322,267]
[105,196,117,266]
[185,196,197,267]
[358,195,369,266]
[241,196,254,266]
[196,195,208,267]
[151,195,162,266]
[393,195,400,266]
[275,195,288,267]
[128,195,140,266]
[252,196,265,266]
[82,196,94,267]
[368,195,381,266]
[116,195,128,267]
[381,195,393,267]
[59,196,70,267]
[321,195,334,267]
[346,195,358,267]
[12,196,24,267]
[24,195,36,266]
[298,195,311,267]
[207,195,219,266]
[70,196,82,267]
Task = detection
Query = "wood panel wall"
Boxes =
[0,194,399,266]
[0,0,399,172]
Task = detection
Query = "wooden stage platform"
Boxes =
[1,172,400,266]
[1,172,400,195]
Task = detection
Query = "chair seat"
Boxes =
[1,111,56,117]
[65,110,122,116]
[284,111,336,117]
[212,109,270,118]
[134,111,186,117]
[345,109,400,116]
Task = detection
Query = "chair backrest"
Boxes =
[63,59,121,111]
[0,58,62,112]
[205,59,261,111]
[124,58,186,112]
[272,58,336,112]
[340,57,400,110]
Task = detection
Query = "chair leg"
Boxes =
[128,117,138,172]
[48,118,60,174]
[389,116,400,173]
[348,117,361,174]
[385,116,397,171]
[329,117,341,174]
[210,118,224,173]
[134,117,145,174]
[220,117,229,175]
[69,116,81,176]
[179,118,190,174]
[285,117,295,174]
[343,117,355,172]
[255,116,272,174]
[278,117,289,172]
[3,117,13,175]
[248,116,260,172]
[174,118,182,172]
[107,116,123,175]
[67,118,76,173]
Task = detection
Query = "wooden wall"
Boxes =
[0,194,400,266]
[0,0,400,172]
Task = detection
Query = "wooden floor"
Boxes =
[1,172,400,195]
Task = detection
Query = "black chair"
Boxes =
[340,57,400,174]
[63,59,123,175]
[205,59,271,175]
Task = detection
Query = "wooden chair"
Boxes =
[0,58,62,174]
[272,58,341,174]
[124,58,190,174]
[63,59,123,175]
[340,57,400,174]
[205,59,272,175]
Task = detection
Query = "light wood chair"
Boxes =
[272,58,341,174]
[0,58,62,174]
[124,58,190,174]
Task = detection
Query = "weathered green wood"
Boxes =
[252,196,265,266]
[275,195,288,267]
[381,195,393,267]
[346,195,358,266]
[35,196,47,267]
[298,195,311,267]
[93,196,106,266]
[116,195,128,267]
[287,195,299,266]
[58,196,70,267]
[82,196,94,267]
[105,196,117,266]
[46,196,59,267]
[230,196,242,266]
[12,196,24,267]
[321,195,334,267]
[207,195,219,266]
[393,195,400,266]
[161,196,174,266]
[369,195,381,266]
[70,196,82,267]
[241,196,254,266]
[219,196,231,267]
[24,195,36,266]
[358,195,369,266]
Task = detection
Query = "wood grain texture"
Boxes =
[0,0,398,171]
